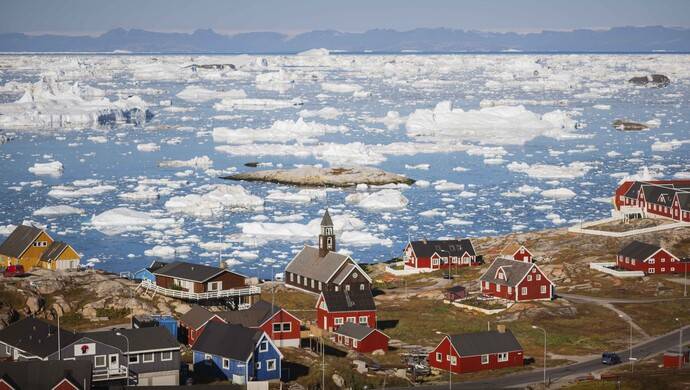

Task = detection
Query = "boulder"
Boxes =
[629,74,670,87]
[25,296,43,314]
[372,349,386,356]
[613,120,648,131]
[332,373,345,388]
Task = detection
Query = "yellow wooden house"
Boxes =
[0,225,80,271]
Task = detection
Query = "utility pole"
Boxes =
[57,314,61,360]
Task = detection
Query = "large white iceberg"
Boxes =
[213,118,347,144]
[164,184,263,218]
[345,189,409,211]
[91,207,178,235]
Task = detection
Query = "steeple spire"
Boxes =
[319,209,335,257]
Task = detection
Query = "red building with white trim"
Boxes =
[221,300,302,348]
[479,258,554,302]
[614,180,690,222]
[179,305,227,346]
[617,241,681,275]
[499,243,533,262]
[316,289,376,332]
[403,239,478,270]
[332,323,389,353]
[427,328,524,374]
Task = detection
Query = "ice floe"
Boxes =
[345,189,408,211]
[28,161,63,176]
[164,184,263,218]
[91,207,178,235]
[33,205,85,216]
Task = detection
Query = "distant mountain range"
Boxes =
[1,26,689,53]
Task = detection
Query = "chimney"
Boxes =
[497,324,506,333]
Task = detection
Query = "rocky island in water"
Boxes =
[223,165,414,187]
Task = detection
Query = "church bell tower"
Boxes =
[319,209,336,257]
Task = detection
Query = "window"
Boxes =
[318,281,322,290]
[256,361,261,370]
[496,284,501,292]
[327,237,333,247]
[345,285,351,291]
[536,274,541,281]
[436,352,442,362]
[33,241,48,247]
[352,272,358,279]
[481,354,489,364]
[484,281,489,289]
[649,259,655,264]
[450,356,457,366]
[540,285,547,294]
[649,268,655,274]
[632,259,636,265]
[672,267,676,272]
[497,352,509,362]
[352,340,358,348]
[521,287,527,296]
[259,340,269,352]
[128,354,139,364]
[143,353,154,363]
[360,284,365,291]
[527,275,532,282]
[334,317,344,325]
[161,351,172,361]
[204,354,212,365]
[508,287,512,295]
[347,317,356,323]
[282,322,291,332]
[95,355,106,368]
[273,323,282,333]
[311,280,315,288]
[359,316,368,324]
[661,268,666,272]
[4,344,9,354]
[222,358,230,369]
[290,273,294,282]
[267,359,277,371]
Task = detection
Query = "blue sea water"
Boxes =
[0,53,689,279]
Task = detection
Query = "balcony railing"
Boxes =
[92,365,128,382]
[138,279,260,300]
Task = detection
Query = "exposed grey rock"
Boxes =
[613,120,648,131]
[224,165,414,187]
[629,74,670,87]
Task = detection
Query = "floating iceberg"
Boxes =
[213,118,347,144]
[164,184,263,218]
[345,189,409,211]
[91,207,178,235]
[28,161,64,176]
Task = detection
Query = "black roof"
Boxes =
[220,300,282,328]
[333,323,385,341]
[83,327,179,353]
[321,289,376,312]
[642,184,677,207]
[618,240,662,260]
[0,317,80,358]
[147,261,168,273]
[192,322,263,361]
[623,181,646,199]
[679,192,690,211]
[0,360,92,390]
[409,239,476,258]
[448,330,523,357]
[0,225,44,259]
[321,210,333,227]
[446,285,467,293]
[153,261,227,283]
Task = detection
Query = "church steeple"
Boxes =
[319,209,335,257]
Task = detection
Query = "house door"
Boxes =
[208,281,222,291]
[108,354,119,373]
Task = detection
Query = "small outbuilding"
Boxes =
[663,348,690,368]
[332,323,389,353]
[445,285,467,301]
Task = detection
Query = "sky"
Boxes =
[1,0,689,36]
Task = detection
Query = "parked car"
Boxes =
[2,265,25,278]
[601,352,621,365]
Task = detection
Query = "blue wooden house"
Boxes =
[191,322,282,384]
[133,260,168,282]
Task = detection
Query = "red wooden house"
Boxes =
[663,348,690,368]
[403,239,478,270]
[179,305,226,346]
[614,180,690,222]
[498,243,533,262]
[617,241,680,275]
[427,328,524,374]
[316,289,376,332]
[479,258,554,302]
[220,300,301,348]
[332,323,389,353]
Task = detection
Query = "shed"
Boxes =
[445,285,467,301]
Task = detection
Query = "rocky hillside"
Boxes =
[0,269,189,330]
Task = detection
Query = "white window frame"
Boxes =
[222,358,230,369]
[649,268,655,274]
[256,361,261,370]
[496,284,501,292]
[352,340,358,348]
[273,323,282,333]
[259,340,269,352]
[161,351,173,361]
[347,316,356,323]
[290,273,294,282]
[204,354,213,365]
[267,359,277,371]
[4,344,9,354]
[358,316,368,324]
[527,275,532,282]
[334,317,344,325]
[521,287,527,296]
[436,352,442,362]
[282,322,291,332]
[94,355,106,368]
[128,354,139,364]
[450,356,457,366]
[481,354,489,364]
[142,353,154,363]
[536,274,541,281]
[540,285,547,294]
[649,258,655,264]
[497,352,509,362]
